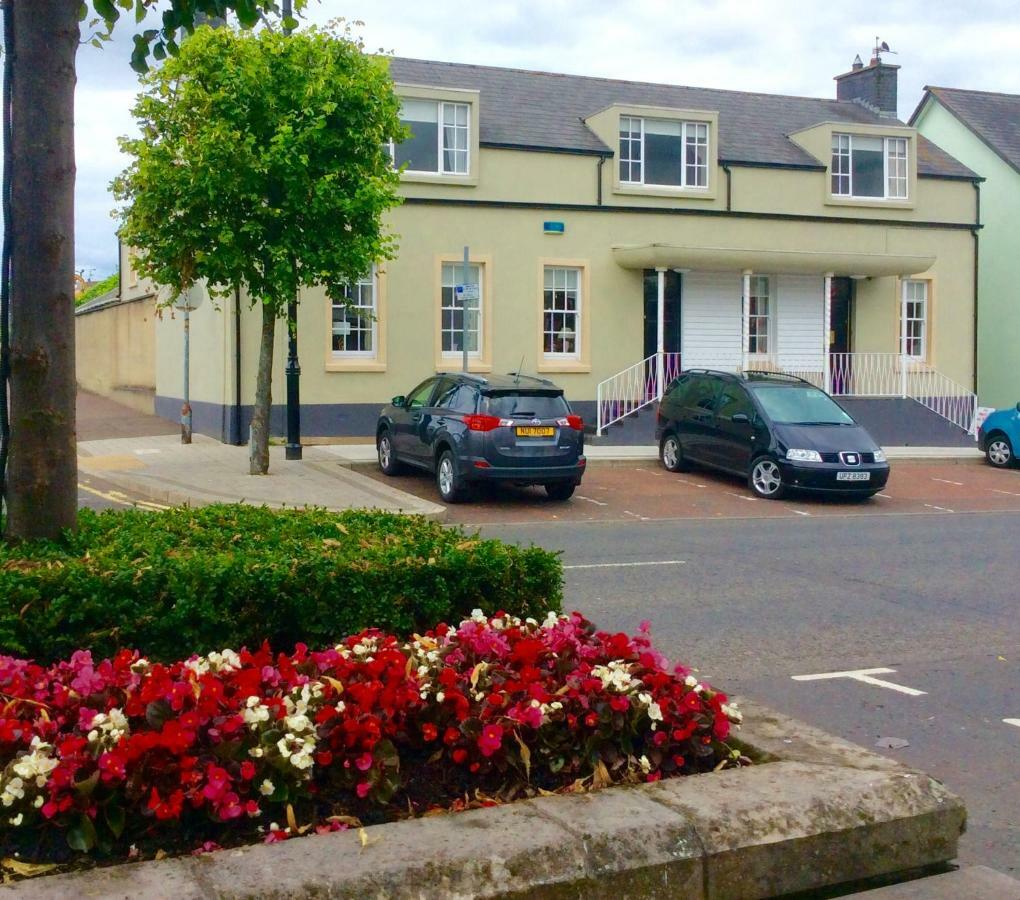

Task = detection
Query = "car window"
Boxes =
[716,386,754,420]
[686,377,720,412]
[431,378,460,410]
[481,392,569,418]
[405,378,437,409]
[437,383,477,414]
[750,385,854,425]
[663,374,692,406]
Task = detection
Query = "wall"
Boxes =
[75,296,157,413]
[914,99,1019,407]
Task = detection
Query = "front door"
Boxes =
[643,270,682,359]
[829,277,853,394]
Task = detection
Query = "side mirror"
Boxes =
[731,412,751,424]
[391,395,406,408]
[1016,402,1020,413]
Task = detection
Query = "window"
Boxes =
[392,99,469,175]
[686,376,719,412]
[543,266,581,358]
[619,116,709,188]
[331,274,375,357]
[405,378,437,409]
[481,392,569,418]
[831,134,909,199]
[435,382,478,415]
[901,280,928,360]
[716,386,754,422]
[441,262,482,356]
[747,276,771,355]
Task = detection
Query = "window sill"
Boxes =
[436,360,492,374]
[825,195,914,211]
[614,183,716,201]
[401,171,478,187]
[537,361,591,374]
[325,358,387,373]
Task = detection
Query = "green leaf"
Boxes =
[134,0,145,23]
[104,804,126,839]
[152,41,166,61]
[73,769,101,798]
[92,0,120,24]
[67,815,98,853]
[145,699,173,730]
[78,3,90,22]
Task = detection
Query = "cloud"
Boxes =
[67,0,1019,273]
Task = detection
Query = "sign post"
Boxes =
[173,285,204,444]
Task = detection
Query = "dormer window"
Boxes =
[831,133,908,199]
[392,99,470,175]
[619,116,709,189]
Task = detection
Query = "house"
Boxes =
[128,51,982,446]
[911,86,1020,410]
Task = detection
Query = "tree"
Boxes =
[1,1,307,542]
[112,25,403,474]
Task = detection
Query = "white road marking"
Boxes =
[931,477,963,486]
[1004,719,1020,729]
[924,504,955,513]
[675,478,707,488]
[791,509,812,517]
[990,488,1020,498]
[876,492,892,499]
[725,492,756,502]
[575,495,608,507]
[791,667,926,697]
[623,510,650,521]
[564,560,686,570]
[133,448,162,455]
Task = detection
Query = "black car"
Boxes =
[655,370,890,499]
[376,372,586,503]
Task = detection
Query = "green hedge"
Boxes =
[0,505,562,663]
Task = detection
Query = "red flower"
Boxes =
[239,761,256,781]
[477,723,503,758]
[451,748,468,764]
[422,723,438,742]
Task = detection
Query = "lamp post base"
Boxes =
[285,444,302,460]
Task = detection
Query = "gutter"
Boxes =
[722,163,732,211]
[233,285,243,446]
[595,156,605,206]
[972,182,980,397]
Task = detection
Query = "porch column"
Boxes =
[656,267,666,399]
[823,273,833,393]
[741,270,751,372]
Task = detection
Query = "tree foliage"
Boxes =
[113,24,404,320]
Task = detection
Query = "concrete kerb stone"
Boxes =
[0,702,966,899]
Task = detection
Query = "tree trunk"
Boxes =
[249,302,275,475]
[4,0,80,540]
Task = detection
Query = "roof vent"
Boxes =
[851,54,864,71]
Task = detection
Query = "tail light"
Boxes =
[464,414,502,432]
[556,415,584,431]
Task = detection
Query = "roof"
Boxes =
[438,372,561,391]
[73,288,120,316]
[911,86,1020,176]
[388,57,975,179]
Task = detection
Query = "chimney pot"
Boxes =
[835,53,899,117]
[852,54,863,71]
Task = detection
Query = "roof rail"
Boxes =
[683,368,739,379]
[743,370,812,385]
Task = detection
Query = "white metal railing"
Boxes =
[596,352,681,435]
[595,350,977,437]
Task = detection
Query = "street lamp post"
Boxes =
[282,0,302,461]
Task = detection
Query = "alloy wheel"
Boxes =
[438,457,454,496]
[662,436,679,470]
[988,439,1012,467]
[378,436,392,468]
[751,459,783,497]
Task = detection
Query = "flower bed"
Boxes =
[0,612,743,875]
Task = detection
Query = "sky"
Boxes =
[72,0,1019,276]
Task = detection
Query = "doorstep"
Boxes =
[0,698,966,900]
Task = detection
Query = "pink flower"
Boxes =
[355,753,373,772]
[478,723,503,757]
[356,782,371,799]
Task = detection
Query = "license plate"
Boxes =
[515,426,554,437]
[836,471,870,481]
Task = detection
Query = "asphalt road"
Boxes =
[472,511,1020,876]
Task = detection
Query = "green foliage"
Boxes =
[112,25,404,319]
[0,505,563,664]
[75,272,119,307]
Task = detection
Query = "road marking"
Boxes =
[133,448,162,455]
[990,488,1020,498]
[78,483,169,510]
[792,667,926,697]
[876,492,892,499]
[675,478,707,488]
[931,477,963,486]
[725,492,756,502]
[1004,719,1020,729]
[791,509,812,517]
[924,503,955,513]
[575,495,608,507]
[564,560,686,570]
[623,510,650,521]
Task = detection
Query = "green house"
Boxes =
[911,88,1020,410]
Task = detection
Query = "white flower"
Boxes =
[542,611,560,629]
[248,747,264,758]
[9,814,22,826]
[685,675,698,688]
[470,609,486,623]
[276,738,292,759]
[721,703,743,724]
[638,755,651,774]
[285,714,312,734]
[33,796,43,809]
[435,692,445,704]
[290,752,314,770]
[647,702,663,722]
[259,779,275,796]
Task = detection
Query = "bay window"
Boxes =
[831,134,909,199]
[392,99,469,175]
[619,116,709,189]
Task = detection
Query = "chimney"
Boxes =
[835,55,899,118]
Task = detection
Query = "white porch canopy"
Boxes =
[611,243,935,278]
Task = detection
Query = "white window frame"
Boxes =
[542,266,582,361]
[440,261,483,357]
[831,133,910,200]
[331,271,377,359]
[390,99,470,177]
[618,115,710,189]
[900,280,928,360]
[747,275,772,356]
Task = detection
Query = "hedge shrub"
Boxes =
[0,505,562,663]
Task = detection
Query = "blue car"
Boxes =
[978,403,1020,469]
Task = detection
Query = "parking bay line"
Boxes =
[1004,719,1020,729]
[931,477,964,486]
[924,503,955,513]
[791,667,927,697]
[575,495,608,507]
[563,560,686,570]
[990,488,1020,498]
[725,492,756,502]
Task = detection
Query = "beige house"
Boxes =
[130,52,981,444]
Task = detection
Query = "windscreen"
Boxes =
[750,386,855,425]
[481,392,569,419]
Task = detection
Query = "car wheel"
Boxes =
[436,450,470,503]
[376,431,403,476]
[985,433,1014,469]
[545,481,576,501]
[749,456,786,500]
[660,433,691,473]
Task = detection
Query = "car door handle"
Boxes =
[411,413,423,423]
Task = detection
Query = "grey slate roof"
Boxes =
[388,57,974,179]
[913,87,1020,175]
